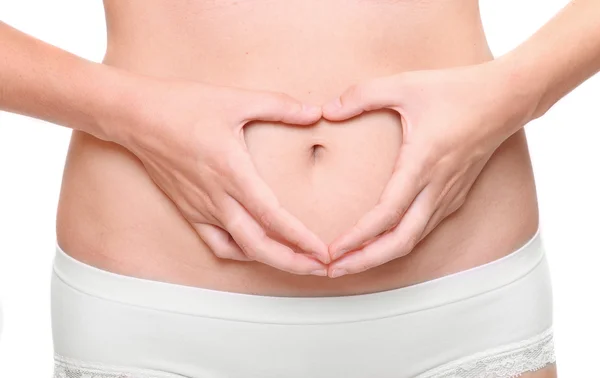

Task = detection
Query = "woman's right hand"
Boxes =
[104,77,330,276]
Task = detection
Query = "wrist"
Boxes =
[89,64,150,146]
[491,51,547,124]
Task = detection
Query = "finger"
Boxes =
[224,146,330,263]
[322,76,401,121]
[419,165,481,242]
[418,179,464,243]
[238,90,322,125]
[418,205,447,245]
[217,195,328,276]
[329,159,423,261]
[328,187,437,278]
[193,223,252,261]
[420,186,470,242]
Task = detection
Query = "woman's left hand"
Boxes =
[322,59,537,278]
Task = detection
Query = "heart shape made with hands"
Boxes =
[217,80,418,278]
[213,62,510,279]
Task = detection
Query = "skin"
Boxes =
[56,0,540,296]
[106,78,333,275]
[323,0,600,279]
[2,1,598,376]
[0,21,331,275]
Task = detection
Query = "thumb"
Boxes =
[238,90,322,125]
[322,76,402,121]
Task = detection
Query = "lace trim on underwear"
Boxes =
[53,354,186,378]
[417,327,556,378]
[54,327,555,378]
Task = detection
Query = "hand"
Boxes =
[109,78,330,276]
[321,60,535,278]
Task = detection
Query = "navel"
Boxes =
[310,143,326,163]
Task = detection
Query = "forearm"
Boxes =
[496,0,600,122]
[0,21,137,141]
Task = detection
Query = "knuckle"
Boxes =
[203,206,220,225]
[350,82,369,102]
[212,247,230,259]
[404,235,419,251]
[240,242,257,259]
[420,146,439,171]
[351,221,365,236]
[220,151,239,176]
[207,200,228,226]
[244,235,267,260]
[436,188,452,208]
[397,234,419,255]
[351,222,372,243]
[256,207,275,231]
[342,84,361,105]
[176,200,197,222]
[383,206,403,229]
[199,162,220,187]
[288,235,305,253]
[271,92,296,111]
[182,199,212,225]
[196,190,219,216]
[209,153,231,176]
[225,213,244,231]
[400,155,428,187]
[211,142,241,173]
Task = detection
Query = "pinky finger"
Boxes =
[418,195,463,243]
[418,206,446,244]
[193,223,253,261]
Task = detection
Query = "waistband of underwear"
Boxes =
[53,228,545,325]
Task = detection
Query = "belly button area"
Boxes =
[310,144,326,164]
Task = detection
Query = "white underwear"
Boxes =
[51,229,555,378]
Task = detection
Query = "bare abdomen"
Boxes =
[55,0,539,296]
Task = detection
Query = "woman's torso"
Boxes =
[56,0,539,296]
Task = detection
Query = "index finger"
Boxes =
[223,146,330,264]
[329,162,425,260]
[218,195,328,276]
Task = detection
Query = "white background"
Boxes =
[0,0,598,376]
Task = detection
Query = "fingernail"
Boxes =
[311,269,328,276]
[330,269,347,278]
